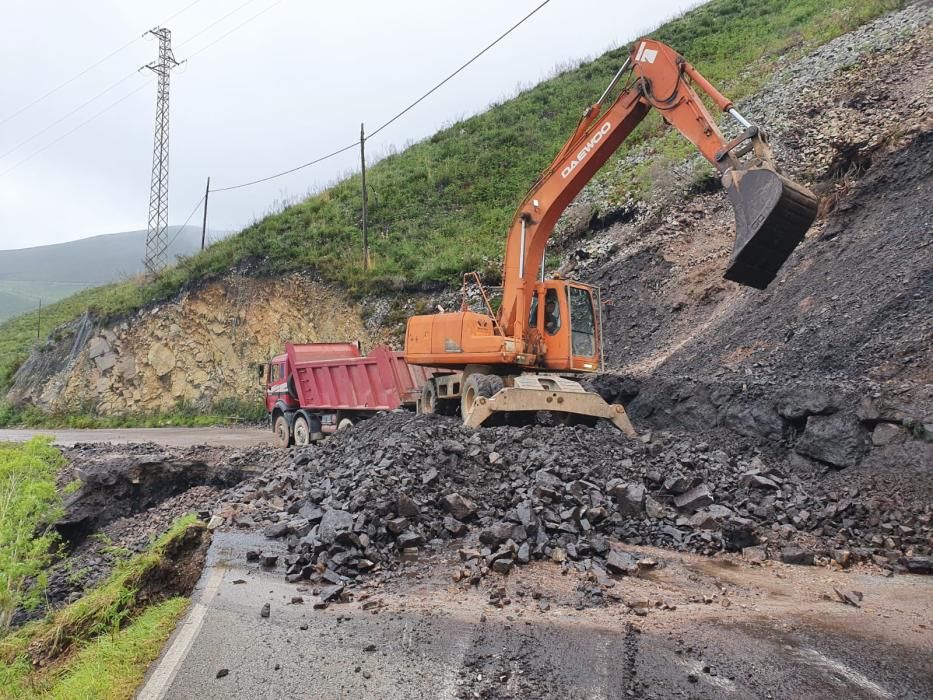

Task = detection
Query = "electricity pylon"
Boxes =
[143,27,180,275]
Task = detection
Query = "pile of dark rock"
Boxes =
[217,412,931,591]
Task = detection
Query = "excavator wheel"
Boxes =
[420,381,438,415]
[421,380,458,416]
[461,374,504,424]
[723,166,819,289]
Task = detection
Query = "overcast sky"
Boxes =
[0,0,699,249]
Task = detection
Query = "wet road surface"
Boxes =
[0,426,270,448]
[139,532,933,699]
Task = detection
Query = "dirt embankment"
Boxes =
[7,274,385,415]
[18,443,278,619]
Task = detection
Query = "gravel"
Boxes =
[216,411,931,597]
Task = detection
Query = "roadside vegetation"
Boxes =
[0,398,267,429]
[0,0,905,395]
[0,438,69,631]
[0,515,203,699]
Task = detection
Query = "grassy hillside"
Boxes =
[0,282,91,320]
[0,0,905,392]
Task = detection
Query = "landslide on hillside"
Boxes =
[581,6,931,476]
[4,1,928,428]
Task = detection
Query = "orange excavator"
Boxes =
[405,38,819,434]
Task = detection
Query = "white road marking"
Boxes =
[137,564,228,700]
[587,635,610,700]
[797,648,894,699]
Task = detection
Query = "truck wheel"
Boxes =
[337,417,354,431]
[420,382,438,414]
[273,414,292,448]
[461,374,504,423]
[294,415,311,446]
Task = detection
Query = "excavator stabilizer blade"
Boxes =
[723,167,819,289]
[462,375,638,438]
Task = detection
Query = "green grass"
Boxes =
[0,0,905,395]
[1,597,187,700]
[0,438,68,630]
[0,516,201,698]
[0,398,267,429]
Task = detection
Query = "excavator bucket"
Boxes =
[723,166,819,289]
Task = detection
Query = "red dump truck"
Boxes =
[263,342,444,448]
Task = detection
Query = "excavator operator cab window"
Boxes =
[568,286,596,357]
[528,294,539,330]
[543,288,561,335]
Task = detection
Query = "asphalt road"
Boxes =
[0,426,271,448]
[138,532,933,700]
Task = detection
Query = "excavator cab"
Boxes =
[531,280,601,373]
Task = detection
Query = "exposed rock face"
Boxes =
[8,274,382,415]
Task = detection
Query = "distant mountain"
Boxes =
[0,226,227,320]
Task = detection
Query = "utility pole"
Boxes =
[201,176,210,250]
[143,27,180,275]
[360,123,369,270]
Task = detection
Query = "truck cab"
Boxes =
[263,353,297,415]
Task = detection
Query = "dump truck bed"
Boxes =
[284,342,432,412]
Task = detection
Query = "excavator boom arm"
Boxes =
[498,38,818,338]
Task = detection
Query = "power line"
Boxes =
[209,0,553,192]
[165,195,206,250]
[0,0,275,162]
[0,71,140,161]
[0,0,206,127]
[210,142,359,192]
[175,0,265,50]
[0,1,285,179]
[368,0,552,139]
[0,80,153,179]
[183,0,284,61]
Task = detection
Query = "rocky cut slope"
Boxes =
[7,274,385,415]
